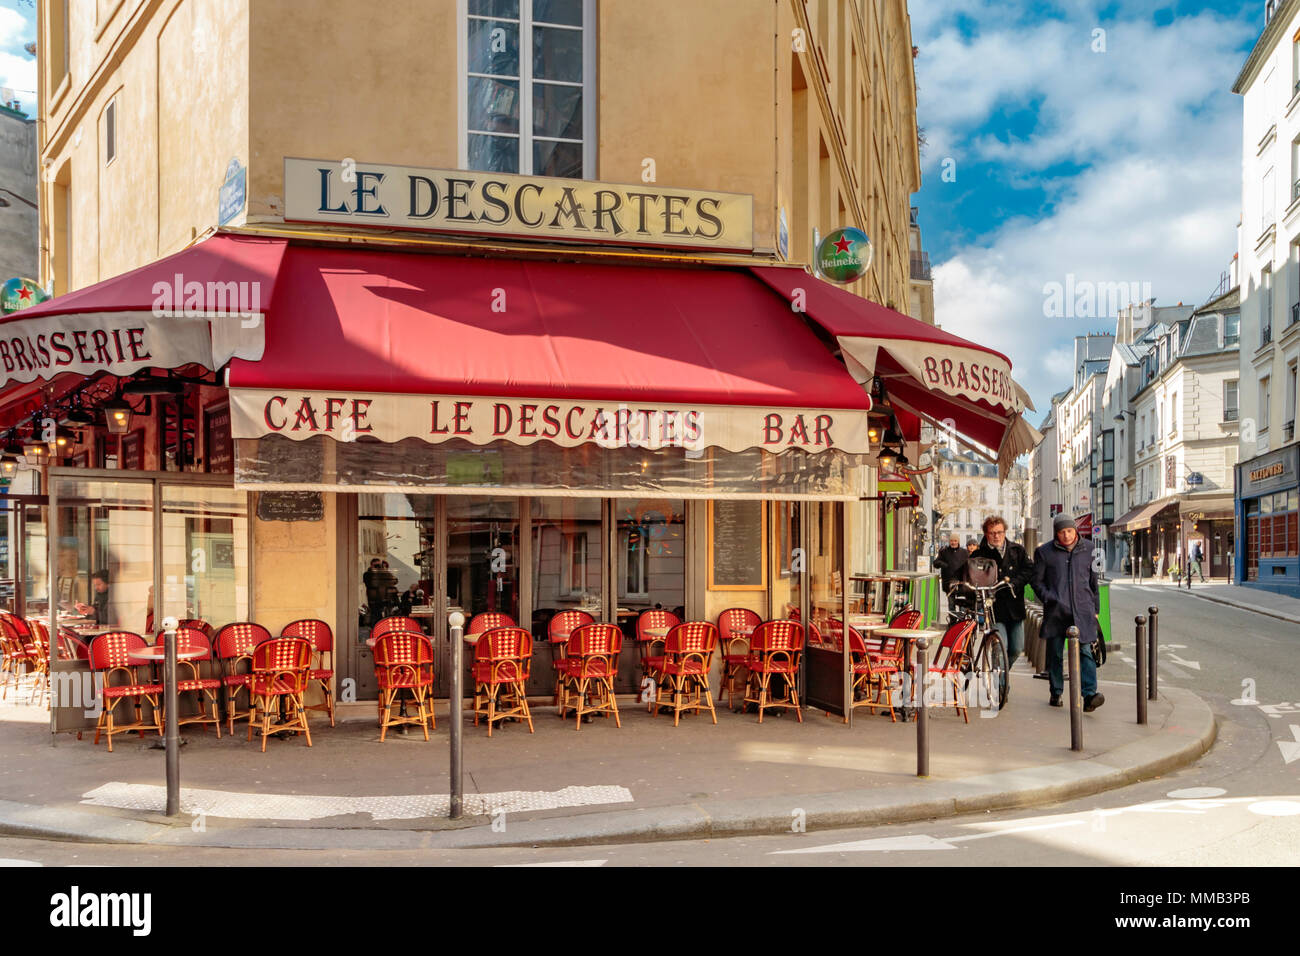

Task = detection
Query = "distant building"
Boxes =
[907,206,934,326]
[0,101,38,281]
[934,447,1028,547]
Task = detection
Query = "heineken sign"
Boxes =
[283,158,754,251]
[1,277,49,315]
[816,227,872,284]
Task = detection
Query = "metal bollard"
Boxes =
[448,611,465,820]
[1134,616,1148,725]
[1147,605,1159,701]
[162,617,180,817]
[1067,626,1082,752]
[915,637,929,777]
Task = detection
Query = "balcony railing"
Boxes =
[909,251,931,281]
[1262,324,1273,347]
[1224,406,1239,422]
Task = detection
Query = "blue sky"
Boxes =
[0,1,34,116]
[911,0,1262,420]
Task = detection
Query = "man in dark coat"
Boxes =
[934,535,968,591]
[973,516,1033,669]
[1031,514,1103,711]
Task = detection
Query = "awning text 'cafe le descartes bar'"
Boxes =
[1,158,1037,725]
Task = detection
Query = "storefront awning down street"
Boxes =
[226,245,877,459]
[750,266,1040,478]
[0,233,284,391]
[1112,498,1178,532]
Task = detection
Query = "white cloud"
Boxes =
[0,8,28,48]
[913,3,1254,417]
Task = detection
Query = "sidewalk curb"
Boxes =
[0,687,1216,851]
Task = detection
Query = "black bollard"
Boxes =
[1134,616,1147,726]
[162,619,180,817]
[1147,605,1159,701]
[915,637,929,777]
[1067,626,1082,752]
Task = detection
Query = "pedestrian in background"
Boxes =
[934,534,968,592]
[973,515,1033,670]
[1190,540,1205,584]
[1031,513,1104,712]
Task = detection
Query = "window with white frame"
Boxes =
[1287,362,1298,430]
[1260,376,1271,429]
[1264,167,1276,227]
[463,0,592,178]
[1224,379,1239,421]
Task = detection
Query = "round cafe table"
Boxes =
[128,646,204,748]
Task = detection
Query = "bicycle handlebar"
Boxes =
[946,578,1014,597]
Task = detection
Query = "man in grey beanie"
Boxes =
[1031,514,1103,711]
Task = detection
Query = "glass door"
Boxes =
[447,496,520,697]
[529,497,603,695]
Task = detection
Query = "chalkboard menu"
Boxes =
[256,491,324,522]
[205,404,233,474]
[707,499,768,590]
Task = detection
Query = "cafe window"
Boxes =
[615,499,684,616]
[532,497,602,615]
[463,0,593,178]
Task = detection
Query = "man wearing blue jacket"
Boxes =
[1031,514,1104,711]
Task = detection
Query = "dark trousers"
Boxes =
[1045,635,1097,697]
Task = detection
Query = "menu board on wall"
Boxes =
[256,490,324,522]
[205,404,233,473]
[707,499,767,591]
[121,432,142,471]
[253,435,325,522]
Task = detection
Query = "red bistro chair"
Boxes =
[24,617,53,708]
[282,619,336,727]
[558,623,623,730]
[58,628,90,662]
[177,619,213,637]
[156,627,224,738]
[636,609,679,706]
[372,616,424,641]
[925,619,977,723]
[716,608,761,711]
[373,630,435,742]
[247,636,314,752]
[467,612,516,639]
[215,622,272,735]
[849,626,901,722]
[547,609,594,707]
[472,627,534,737]
[744,620,805,723]
[647,621,719,726]
[0,615,37,702]
[88,632,162,751]
[867,607,923,670]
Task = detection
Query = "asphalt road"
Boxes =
[4,582,1297,867]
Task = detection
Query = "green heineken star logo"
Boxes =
[1,277,49,315]
[816,227,873,284]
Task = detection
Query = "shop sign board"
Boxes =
[284,157,754,252]
[230,388,873,457]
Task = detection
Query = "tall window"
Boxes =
[1260,376,1272,429]
[1169,392,1177,436]
[104,99,116,165]
[1287,363,1298,434]
[1263,167,1276,227]
[1224,379,1239,421]
[1262,266,1274,344]
[463,0,592,178]
[1225,310,1240,346]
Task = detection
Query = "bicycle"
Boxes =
[945,576,1011,712]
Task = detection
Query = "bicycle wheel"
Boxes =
[978,633,1009,711]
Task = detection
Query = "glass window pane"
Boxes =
[614,499,684,618]
[534,0,582,26]
[533,82,583,139]
[469,0,519,18]
[23,503,48,614]
[160,485,248,629]
[469,133,519,173]
[533,25,582,82]
[808,501,844,646]
[52,479,153,635]
[533,138,582,178]
[447,496,519,623]
[468,18,519,77]
[530,497,603,636]
[468,76,520,133]
[771,501,801,619]
[358,493,437,644]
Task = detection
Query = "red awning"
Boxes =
[227,247,876,455]
[0,234,285,390]
[750,265,1040,476]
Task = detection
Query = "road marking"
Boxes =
[498,859,608,867]
[81,782,634,821]
[1167,787,1228,799]
[1277,726,1300,765]
[947,819,1085,842]
[1247,801,1300,816]
[0,859,42,867]
[772,834,958,854]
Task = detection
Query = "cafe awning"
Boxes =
[1180,495,1235,521]
[0,233,283,390]
[227,246,875,456]
[1112,498,1177,532]
[749,265,1040,478]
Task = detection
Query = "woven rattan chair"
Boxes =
[155,627,224,737]
[648,621,719,726]
[281,619,336,727]
[744,620,805,723]
[373,630,435,741]
[472,626,534,737]
[215,622,272,735]
[558,623,623,730]
[247,636,313,752]
[546,609,594,707]
[849,625,900,722]
[716,608,761,711]
[89,632,162,751]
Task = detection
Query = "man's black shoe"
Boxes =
[1049,693,1062,707]
[1084,693,1105,712]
